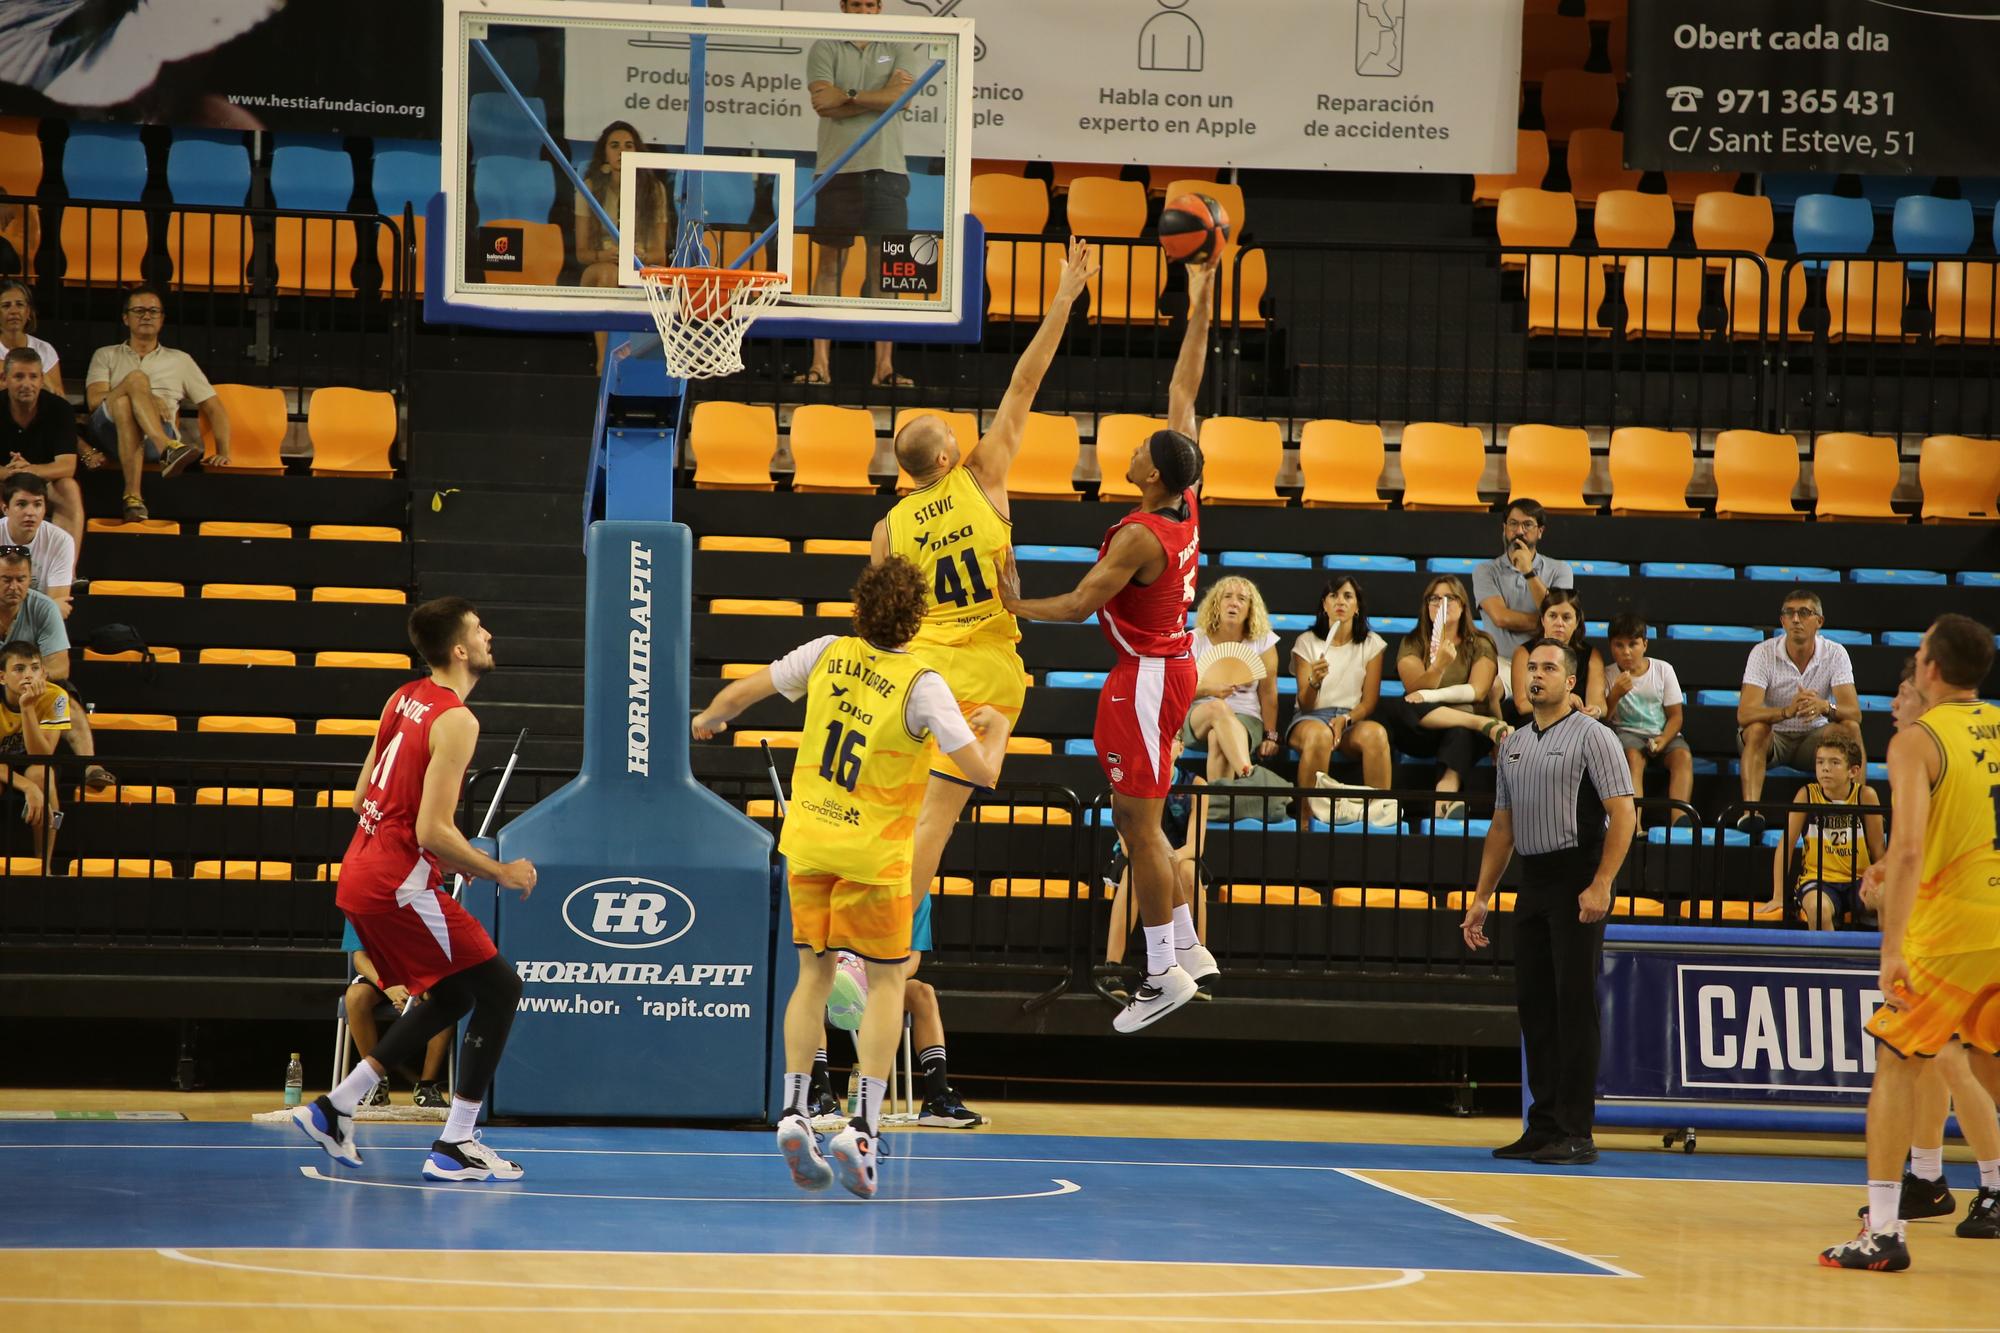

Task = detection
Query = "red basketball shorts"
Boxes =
[346,889,499,994]
[1094,654,1196,799]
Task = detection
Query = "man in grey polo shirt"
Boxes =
[1735,587,1862,834]
[1473,499,1574,672]
[799,0,923,389]
[85,286,232,524]
[1463,637,1635,1166]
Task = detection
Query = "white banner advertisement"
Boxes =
[563,0,1524,173]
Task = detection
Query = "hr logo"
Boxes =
[561,876,697,950]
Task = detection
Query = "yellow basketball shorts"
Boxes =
[911,636,1026,785]
[1865,947,2000,1058]
[788,865,914,965]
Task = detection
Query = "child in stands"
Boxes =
[1604,612,1693,829]
[1767,731,1884,930]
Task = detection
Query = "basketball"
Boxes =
[824,951,869,1030]
[1158,193,1231,264]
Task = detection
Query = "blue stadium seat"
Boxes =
[1763,174,1838,211]
[1276,677,1297,696]
[1791,193,1873,265]
[1419,818,1493,838]
[1425,557,1484,574]
[793,166,820,226]
[1868,762,1888,781]
[1956,571,2000,587]
[1893,195,1973,273]
[1379,680,1405,697]
[1880,630,1923,648]
[1014,545,1097,563]
[1064,739,1097,757]
[1647,825,1755,847]
[61,124,147,200]
[165,139,250,205]
[1585,620,1654,639]
[1862,175,1935,212]
[1850,568,1946,585]
[1667,625,1763,642]
[1820,629,1872,647]
[1269,613,1314,632]
[1858,694,1894,712]
[468,93,550,160]
[1219,551,1312,570]
[1694,689,1742,708]
[1640,561,1733,580]
[1744,564,1838,582]
[1085,805,1115,824]
[372,144,441,215]
[271,144,354,211]
[1569,559,1631,577]
[472,155,555,225]
[1689,757,1719,776]
[1376,616,1418,635]
[1324,554,1417,573]
[1045,671,1106,689]
[908,169,946,226]
[1233,817,1298,831]
[698,172,755,225]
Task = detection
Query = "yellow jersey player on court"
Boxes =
[1821,614,2000,1271]
[691,558,1010,1200]
[860,238,1094,1126]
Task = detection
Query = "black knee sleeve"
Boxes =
[452,955,522,1104]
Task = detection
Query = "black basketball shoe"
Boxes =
[1855,1170,1954,1222]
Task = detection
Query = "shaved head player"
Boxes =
[997,253,1223,1033]
[293,597,538,1183]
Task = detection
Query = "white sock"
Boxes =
[1143,923,1175,976]
[854,1076,887,1135]
[442,1096,481,1144]
[326,1061,381,1116]
[1170,904,1199,949]
[1980,1158,2000,1190]
[1867,1179,1901,1233]
[1910,1146,1944,1181]
[783,1072,811,1118]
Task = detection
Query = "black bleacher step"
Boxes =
[89,535,408,588]
[446,668,583,707]
[85,664,420,717]
[414,489,577,542]
[70,598,408,654]
[77,473,406,528]
[475,602,586,643]
[406,367,598,435]
[470,701,583,741]
[417,570,583,607]
[420,541,588,577]
[410,430,587,487]
[89,733,372,764]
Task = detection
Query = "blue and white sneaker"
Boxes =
[291,1095,361,1168]
[421,1132,524,1182]
[777,1112,833,1191]
[826,1123,879,1199]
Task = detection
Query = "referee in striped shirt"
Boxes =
[1463,637,1636,1166]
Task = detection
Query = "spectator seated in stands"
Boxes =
[1604,611,1692,828]
[1287,575,1393,795]
[1393,573,1511,820]
[1734,587,1862,835]
[1101,735,1207,999]
[575,121,671,373]
[1185,576,1281,780]
[0,346,85,558]
[0,281,65,398]
[342,921,449,1109]
[1504,589,1604,727]
[1763,731,1883,930]
[0,545,110,792]
[2,474,74,617]
[85,286,229,524]
[1474,498,1573,710]
[0,638,66,863]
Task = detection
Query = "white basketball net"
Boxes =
[639,267,786,379]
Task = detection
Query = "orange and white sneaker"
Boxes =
[826,1122,879,1199]
[776,1113,833,1192]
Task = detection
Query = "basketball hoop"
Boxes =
[639,266,787,380]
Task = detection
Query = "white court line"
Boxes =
[299,1164,1080,1204]
[155,1247,1426,1300]
[1334,1169,1638,1280]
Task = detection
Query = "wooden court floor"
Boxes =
[2,1089,1995,1332]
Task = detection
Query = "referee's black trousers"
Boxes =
[1516,849,1606,1141]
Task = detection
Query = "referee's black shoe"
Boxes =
[1529,1136,1599,1166]
[1855,1171,1955,1223]
[1491,1131,1558,1160]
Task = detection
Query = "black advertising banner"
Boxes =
[0,0,438,137]
[1627,0,2000,176]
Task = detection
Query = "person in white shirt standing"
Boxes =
[2,474,73,617]
[1735,588,1863,835]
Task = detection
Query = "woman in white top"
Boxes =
[0,280,63,397]
[1288,575,1393,793]
[1182,576,1280,780]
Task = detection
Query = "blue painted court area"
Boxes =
[0,1122,1904,1276]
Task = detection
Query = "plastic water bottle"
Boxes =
[284,1053,303,1108]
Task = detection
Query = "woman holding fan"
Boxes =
[1183,577,1280,781]
[1287,575,1394,795]
[1392,574,1510,820]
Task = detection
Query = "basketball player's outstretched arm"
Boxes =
[965,238,1098,495]
[690,669,780,739]
[994,525,1159,623]
[1167,251,1223,441]
[416,710,537,896]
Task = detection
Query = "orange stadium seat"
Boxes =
[1004,737,1052,754]
[1222,884,1321,906]
[194,860,295,881]
[802,538,870,556]
[697,535,789,553]
[202,584,296,601]
[197,716,297,735]
[1049,162,1111,196]
[199,520,292,539]
[1473,130,1551,207]
[732,730,799,749]
[71,859,174,878]
[1084,243,1167,326]
[689,401,777,491]
[1919,435,2000,522]
[973,805,1074,825]
[815,601,854,619]
[1667,174,1741,211]
[314,719,377,737]
[1538,69,1618,144]
[1442,890,1518,913]
[894,408,978,491]
[1214,247,1269,327]
[1621,256,1708,339]
[166,210,251,291]
[315,651,413,670]
[1504,425,1593,514]
[990,879,1078,898]
[970,173,1048,234]
[1095,415,1164,503]
[1825,261,1911,343]
[309,524,402,542]
[711,599,802,616]
[1608,428,1697,517]
[201,383,287,473]
[1713,430,1805,520]
[719,663,763,680]
[198,648,296,666]
[85,646,180,663]
[1724,257,1808,341]
[0,118,42,277]
[1565,130,1639,205]
[314,863,343,880]
[1593,190,1673,252]
[985,238,1069,321]
[1813,433,1902,521]
[60,206,147,287]
[1930,261,2000,344]
[1065,177,1146,238]
[88,713,177,731]
[312,587,405,604]
[274,216,362,294]
[91,580,184,598]
[82,785,174,804]
[971,158,1026,177]
[1397,423,1488,512]
[1496,188,1575,271]
[1009,413,1082,500]
[1525,254,1609,336]
[1148,165,1217,197]
[1198,417,1286,506]
[195,787,296,807]
[1332,887,1433,909]
[87,517,180,535]
[788,404,879,494]
[308,387,397,477]
[313,790,354,809]
[1298,420,1387,509]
